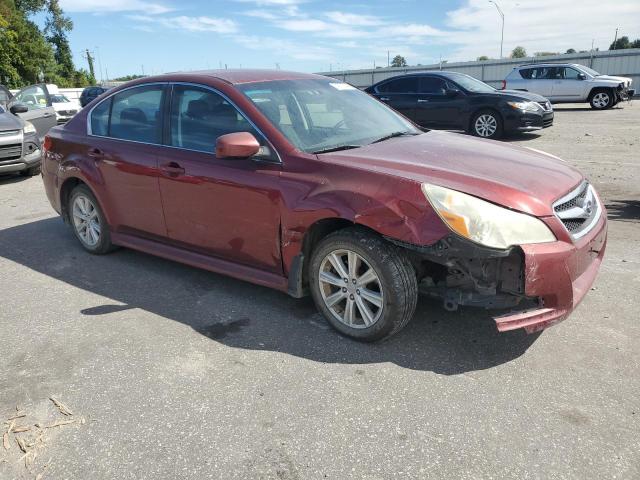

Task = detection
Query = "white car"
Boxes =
[48,86,81,124]
[503,63,634,109]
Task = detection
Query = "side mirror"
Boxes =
[216,132,260,159]
[445,88,460,98]
[10,103,28,114]
[577,73,586,80]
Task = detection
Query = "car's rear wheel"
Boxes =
[590,89,613,109]
[68,184,115,254]
[309,228,418,342]
[471,109,503,139]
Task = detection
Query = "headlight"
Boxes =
[507,101,539,112]
[422,183,556,249]
[23,121,36,134]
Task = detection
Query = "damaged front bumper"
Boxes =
[392,211,607,334]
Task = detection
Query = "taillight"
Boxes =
[42,135,52,154]
[501,80,506,90]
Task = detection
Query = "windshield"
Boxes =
[51,94,70,102]
[237,79,420,153]
[446,73,495,93]
[576,65,601,77]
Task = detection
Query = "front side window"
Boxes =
[563,67,582,80]
[169,85,259,153]
[377,77,419,94]
[109,85,164,143]
[238,79,420,153]
[15,86,47,110]
[419,77,447,94]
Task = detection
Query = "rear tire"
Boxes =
[470,109,503,139]
[590,89,614,109]
[309,228,418,342]
[68,184,115,254]
[20,165,40,176]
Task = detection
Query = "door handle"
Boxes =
[160,161,185,176]
[379,97,390,101]
[417,99,429,103]
[87,147,104,159]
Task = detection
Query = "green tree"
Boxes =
[391,55,407,67]
[477,55,489,61]
[534,51,559,57]
[565,48,576,54]
[610,36,630,50]
[510,46,527,58]
[45,0,74,82]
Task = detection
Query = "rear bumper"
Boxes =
[494,213,607,333]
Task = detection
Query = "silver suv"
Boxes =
[0,103,41,177]
[503,63,634,109]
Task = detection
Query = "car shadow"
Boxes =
[0,174,28,185]
[501,132,542,142]
[606,199,640,222]
[0,218,542,375]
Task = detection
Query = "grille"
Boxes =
[0,143,22,162]
[553,181,601,239]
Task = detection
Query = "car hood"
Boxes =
[322,131,583,217]
[497,89,550,102]
[594,75,632,86]
[0,111,23,131]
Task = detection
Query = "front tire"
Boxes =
[590,89,613,109]
[470,109,503,139]
[68,184,115,254]
[309,228,418,342]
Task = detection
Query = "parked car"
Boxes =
[503,63,635,109]
[41,70,606,341]
[7,84,57,139]
[79,86,110,108]
[50,92,81,124]
[0,103,42,177]
[365,71,553,139]
[0,85,13,109]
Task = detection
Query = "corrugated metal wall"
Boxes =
[317,48,640,91]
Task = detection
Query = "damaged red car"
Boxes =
[41,70,607,341]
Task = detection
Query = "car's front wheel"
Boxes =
[68,184,115,254]
[590,89,614,109]
[309,228,418,342]
[471,109,503,139]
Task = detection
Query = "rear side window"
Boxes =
[90,98,111,136]
[519,68,534,79]
[419,77,447,94]
[377,77,419,93]
[169,85,258,153]
[109,85,164,143]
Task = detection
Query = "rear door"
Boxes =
[369,77,419,121]
[523,67,555,98]
[11,85,56,139]
[86,84,167,238]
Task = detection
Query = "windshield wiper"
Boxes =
[370,131,419,144]
[312,144,361,154]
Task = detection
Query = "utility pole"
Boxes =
[83,49,96,84]
[94,46,104,84]
[612,27,619,49]
[387,50,390,67]
[489,1,504,58]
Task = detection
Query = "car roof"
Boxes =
[141,69,328,85]
[516,63,583,68]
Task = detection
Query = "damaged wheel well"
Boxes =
[59,177,84,223]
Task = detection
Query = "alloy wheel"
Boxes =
[474,114,497,137]
[592,92,609,108]
[72,194,101,247]
[318,249,384,328]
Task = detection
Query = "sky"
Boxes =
[50,0,640,80]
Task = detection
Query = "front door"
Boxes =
[414,76,465,128]
[11,85,56,139]
[550,67,588,101]
[156,84,283,274]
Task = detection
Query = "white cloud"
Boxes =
[130,15,238,34]
[444,0,640,60]
[232,34,333,61]
[324,11,383,27]
[60,0,172,14]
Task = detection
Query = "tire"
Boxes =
[68,184,115,254]
[309,227,418,342]
[470,109,503,139]
[590,89,614,109]
[19,165,41,177]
